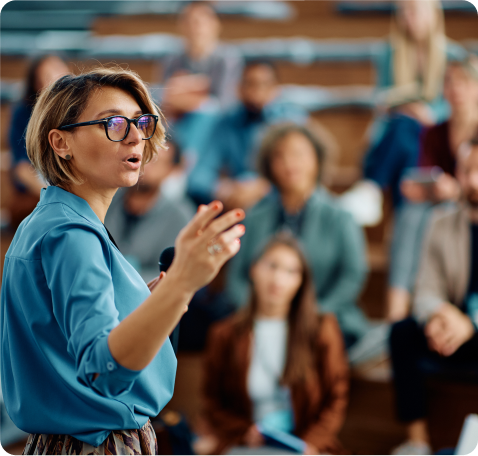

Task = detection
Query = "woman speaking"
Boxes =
[0,67,245,455]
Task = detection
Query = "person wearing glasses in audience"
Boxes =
[198,234,349,455]
[0,67,246,455]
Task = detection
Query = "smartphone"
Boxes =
[402,166,443,185]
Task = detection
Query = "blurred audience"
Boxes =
[388,57,478,322]
[105,140,194,283]
[362,0,465,210]
[226,123,370,348]
[198,234,349,455]
[161,1,243,113]
[187,60,309,209]
[8,54,69,227]
[390,140,478,455]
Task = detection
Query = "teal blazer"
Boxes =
[226,187,370,339]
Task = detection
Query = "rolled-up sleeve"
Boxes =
[41,225,142,398]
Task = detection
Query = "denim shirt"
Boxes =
[1,186,177,446]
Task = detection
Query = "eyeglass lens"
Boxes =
[106,115,155,141]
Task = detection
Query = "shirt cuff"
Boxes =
[83,336,142,398]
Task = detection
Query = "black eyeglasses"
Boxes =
[59,114,159,142]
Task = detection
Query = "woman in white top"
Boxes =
[200,233,349,455]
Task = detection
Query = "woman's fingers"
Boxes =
[182,201,224,238]
[210,224,245,255]
[202,208,245,241]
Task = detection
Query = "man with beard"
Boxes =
[389,138,478,455]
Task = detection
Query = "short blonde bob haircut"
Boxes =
[26,66,166,187]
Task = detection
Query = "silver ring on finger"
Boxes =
[207,243,223,255]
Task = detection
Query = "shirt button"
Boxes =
[107,362,115,371]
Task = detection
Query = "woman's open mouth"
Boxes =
[123,155,142,170]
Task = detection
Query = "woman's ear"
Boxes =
[49,129,72,161]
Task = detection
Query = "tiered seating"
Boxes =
[1,2,477,453]
[336,0,477,15]
[0,0,294,32]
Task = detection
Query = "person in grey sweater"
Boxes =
[226,123,370,347]
[105,141,195,283]
[390,139,478,455]
[160,2,243,112]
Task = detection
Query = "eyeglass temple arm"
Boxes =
[59,119,105,130]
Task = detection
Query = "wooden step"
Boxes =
[92,5,478,41]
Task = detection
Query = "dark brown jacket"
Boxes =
[202,313,349,454]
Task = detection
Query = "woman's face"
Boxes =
[180,4,220,49]
[444,65,478,112]
[251,244,303,319]
[62,86,147,191]
[270,131,320,194]
[240,64,278,112]
[398,0,436,43]
[35,56,69,93]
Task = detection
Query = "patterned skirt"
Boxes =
[22,420,158,455]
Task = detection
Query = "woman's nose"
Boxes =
[124,122,142,145]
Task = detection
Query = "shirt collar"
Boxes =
[39,186,105,230]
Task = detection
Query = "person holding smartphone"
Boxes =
[388,57,478,321]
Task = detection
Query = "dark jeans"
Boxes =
[178,286,235,352]
[363,113,422,208]
[389,318,478,422]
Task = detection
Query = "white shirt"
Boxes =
[247,318,293,431]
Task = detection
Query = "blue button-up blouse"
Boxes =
[1,186,177,447]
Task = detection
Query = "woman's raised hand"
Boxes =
[167,201,245,294]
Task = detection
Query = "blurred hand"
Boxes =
[162,73,211,115]
[401,173,460,203]
[386,287,411,322]
[432,173,460,202]
[304,443,320,455]
[400,179,429,203]
[398,102,435,127]
[425,303,475,356]
[167,201,246,295]
[216,178,271,212]
[243,425,265,448]
[147,271,166,292]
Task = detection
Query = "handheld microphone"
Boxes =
[159,246,175,273]
[159,247,180,355]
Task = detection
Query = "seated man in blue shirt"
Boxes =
[187,60,309,210]
[389,139,478,455]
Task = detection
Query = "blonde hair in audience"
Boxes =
[392,0,446,101]
[233,233,321,387]
[26,66,166,188]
